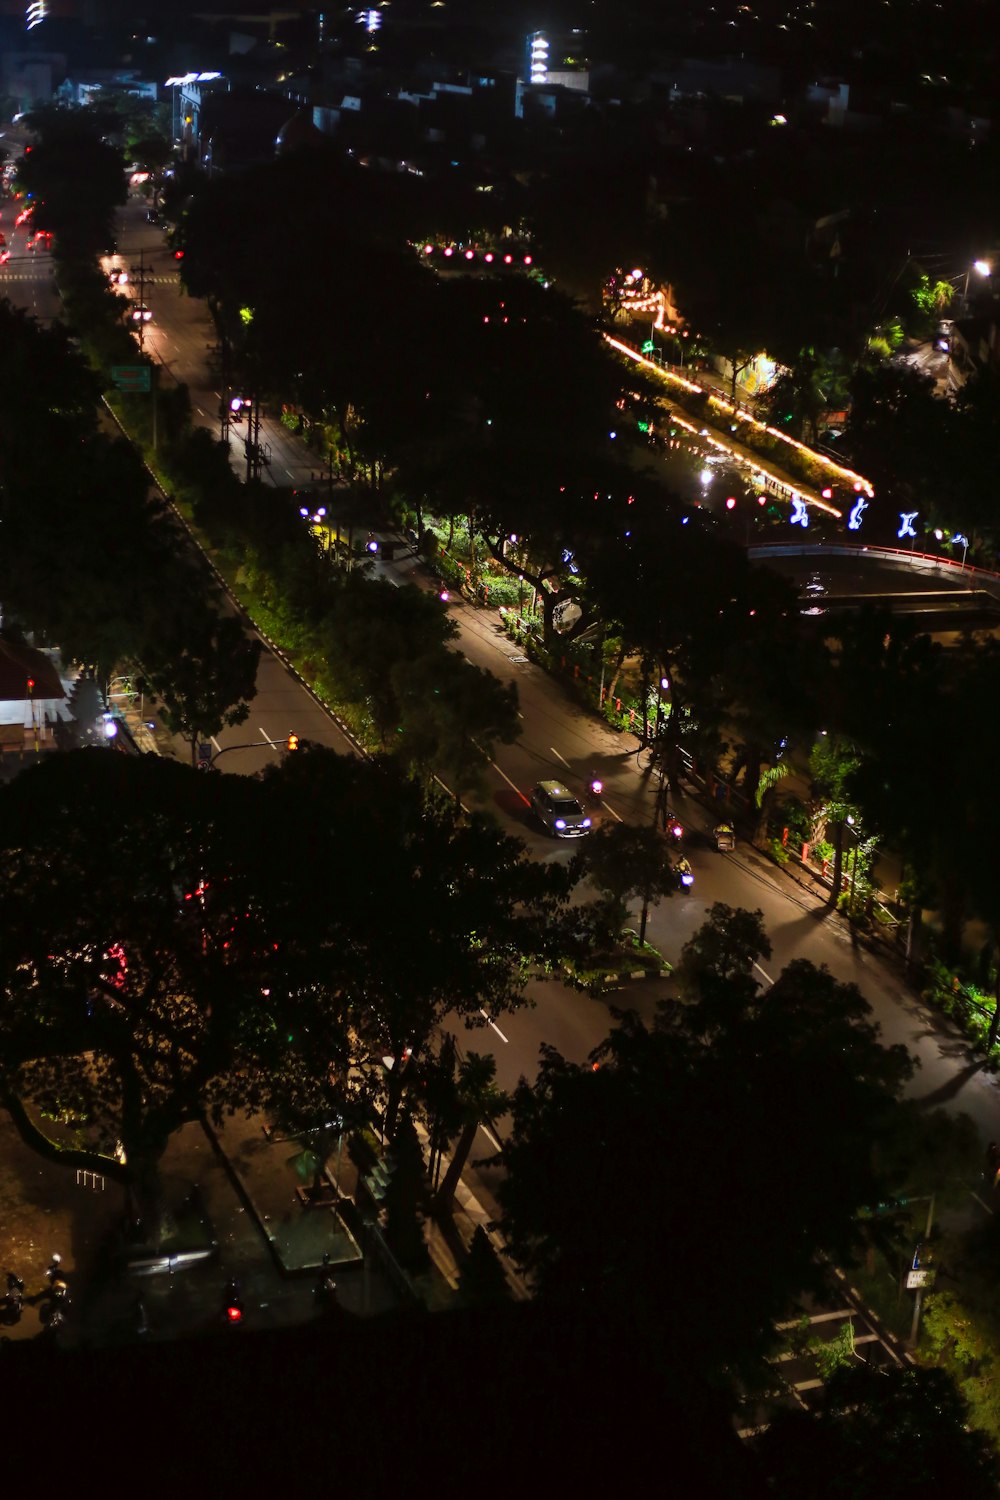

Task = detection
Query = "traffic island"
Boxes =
[565,936,672,996]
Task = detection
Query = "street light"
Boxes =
[963,258,991,305]
[845,814,863,917]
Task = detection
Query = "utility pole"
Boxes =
[908,1193,936,1348]
[129,250,152,352]
[245,390,262,483]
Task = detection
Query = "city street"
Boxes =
[106,193,1000,1152]
[6,183,998,1178]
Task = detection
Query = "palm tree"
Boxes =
[434,1052,508,1212]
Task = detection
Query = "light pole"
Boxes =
[962,259,991,307]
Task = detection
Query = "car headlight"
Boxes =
[554,819,566,829]
[582,818,592,828]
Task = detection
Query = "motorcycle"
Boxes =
[674,857,694,890]
[665,819,684,846]
[587,776,604,805]
[1,1272,23,1325]
[222,1276,244,1325]
[42,1278,70,1335]
[315,1253,338,1308]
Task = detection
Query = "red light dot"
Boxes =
[503,254,512,264]
[821,487,832,499]
[465,249,474,260]
[726,497,736,510]
[423,243,433,254]
[484,252,493,262]
[524,255,533,265]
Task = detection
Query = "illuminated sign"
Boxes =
[897,511,918,540]
[529,31,549,81]
[790,498,809,527]
[847,497,868,531]
[164,72,223,87]
[26,0,45,29]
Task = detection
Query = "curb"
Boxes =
[560,965,673,991]
[101,396,371,763]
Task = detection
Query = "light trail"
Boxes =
[605,334,876,513]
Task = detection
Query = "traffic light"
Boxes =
[286,733,299,751]
[26,677,35,692]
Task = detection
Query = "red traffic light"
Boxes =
[226,1304,243,1323]
[173,249,184,259]
[26,677,35,691]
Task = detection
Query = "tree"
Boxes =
[579,822,676,945]
[0,752,272,1237]
[434,1052,508,1211]
[459,1226,512,1307]
[62,671,105,747]
[137,606,261,763]
[320,571,457,746]
[395,650,520,806]
[751,1364,1000,1497]
[495,910,913,1382]
[251,746,576,1140]
[382,1112,430,1271]
[674,902,771,1001]
[17,105,126,256]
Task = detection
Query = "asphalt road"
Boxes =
[8,182,998,1156]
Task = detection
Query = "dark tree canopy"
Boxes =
[0,747,572,1232]
[751,1364,1000,1497]
[496,907,913,1381]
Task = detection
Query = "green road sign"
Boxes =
[112,364,151,393]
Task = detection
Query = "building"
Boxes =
[0,638,67,757]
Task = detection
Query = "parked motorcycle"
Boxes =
[222,1276,244,1326]
[315,1253,338,1308]
[1,1272,23,1325]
